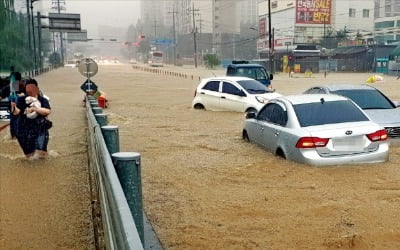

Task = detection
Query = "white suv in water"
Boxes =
[192,76,281,113]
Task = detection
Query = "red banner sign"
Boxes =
[259,17,267,38]
[296,0,331,24]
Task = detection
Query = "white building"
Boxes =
[257,0,375,53]
[258,0,296,52]
[174,0,238,58]
[332,0,375,40]
[374,0,400,43]
[238,0,258,24]
[140,0,173,36]
[375,0,400,17]
[175,0,213,34]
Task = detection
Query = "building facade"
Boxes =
[238,0,258,25]
[375,0,400,43]
[257,0,375,54]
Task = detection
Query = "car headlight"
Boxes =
[255,96,268,104]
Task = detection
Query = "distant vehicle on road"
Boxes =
[226,60,273,88]
[242,94,389,166]
[0,97,10,121]
[149,51,163,67]
[192,76,281,113]
[64,59,80,68]
[303,84,400,139]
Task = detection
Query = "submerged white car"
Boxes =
[192,76,281,113]
[242,94,389,166]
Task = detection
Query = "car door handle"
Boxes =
[221,96,226,99]
[200,92,205,94]
[274,131,280,136]
[260,127,264,131]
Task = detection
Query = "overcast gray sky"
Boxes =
[32,0,141,37]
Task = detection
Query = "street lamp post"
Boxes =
[267,0,273,74]
[31,0,38,74]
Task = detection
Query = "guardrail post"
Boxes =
[95,113,108,127]
[92,107,102,114]
[101,125,120,154]
[90,100,99,107]
[112,152,144,246]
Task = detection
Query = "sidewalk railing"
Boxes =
[86,97,144,250]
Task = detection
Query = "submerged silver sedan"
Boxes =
[242,94,389,166]
[303,84,400,139]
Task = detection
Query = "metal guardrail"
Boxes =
[86,97,144,250]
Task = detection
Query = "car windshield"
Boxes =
[237,80,270,94]
[235,67,268,80]
[332,89,394,109]
[294,100,369,127]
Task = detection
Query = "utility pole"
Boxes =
[268,0,273,74]
[26,0,32,75]
[188,3,199,68]
[153,19,157,37]
[31,0,37,73]
[197,14,203,34]
[26,0,32,51]
[168,9,178,65]
[37,11,42,71]
[57,0,64,65]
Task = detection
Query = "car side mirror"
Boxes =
[246,112,256,119]
[238,90,246,97]
[393,101,400,107]
[269,74,273,80]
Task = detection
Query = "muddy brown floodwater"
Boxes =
[1,64,400,249]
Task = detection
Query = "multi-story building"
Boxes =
[375,0,400,17]
[140,0,173,38]
[333,0,375,42]
[172,0,238,59]
[175,0,213,34]
[238,0,258,25]
[374,0,400,43]
[212,0,239,58]
[257,0,375,54]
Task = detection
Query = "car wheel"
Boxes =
[193,103,205,110]
[242,130,250,142]
[276,148,286,159]
[246,107,257,114]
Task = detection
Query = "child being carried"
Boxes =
[25,96,41,119]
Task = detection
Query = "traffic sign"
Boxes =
[151,39,173,45]
[78,58,98,78]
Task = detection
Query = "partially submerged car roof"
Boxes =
[228,63,264,68]
[201,76,256,82]
[316,84,377,91]
[279,94,349,105]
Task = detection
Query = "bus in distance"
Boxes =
[149,51,163,67]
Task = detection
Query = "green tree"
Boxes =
[0,1,34,72]
[203,54,220,69]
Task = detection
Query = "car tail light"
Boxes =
[296,137,329,148]
[367,129,388,142]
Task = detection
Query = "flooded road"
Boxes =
[0,69,95,249]
[1,64,400,249]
